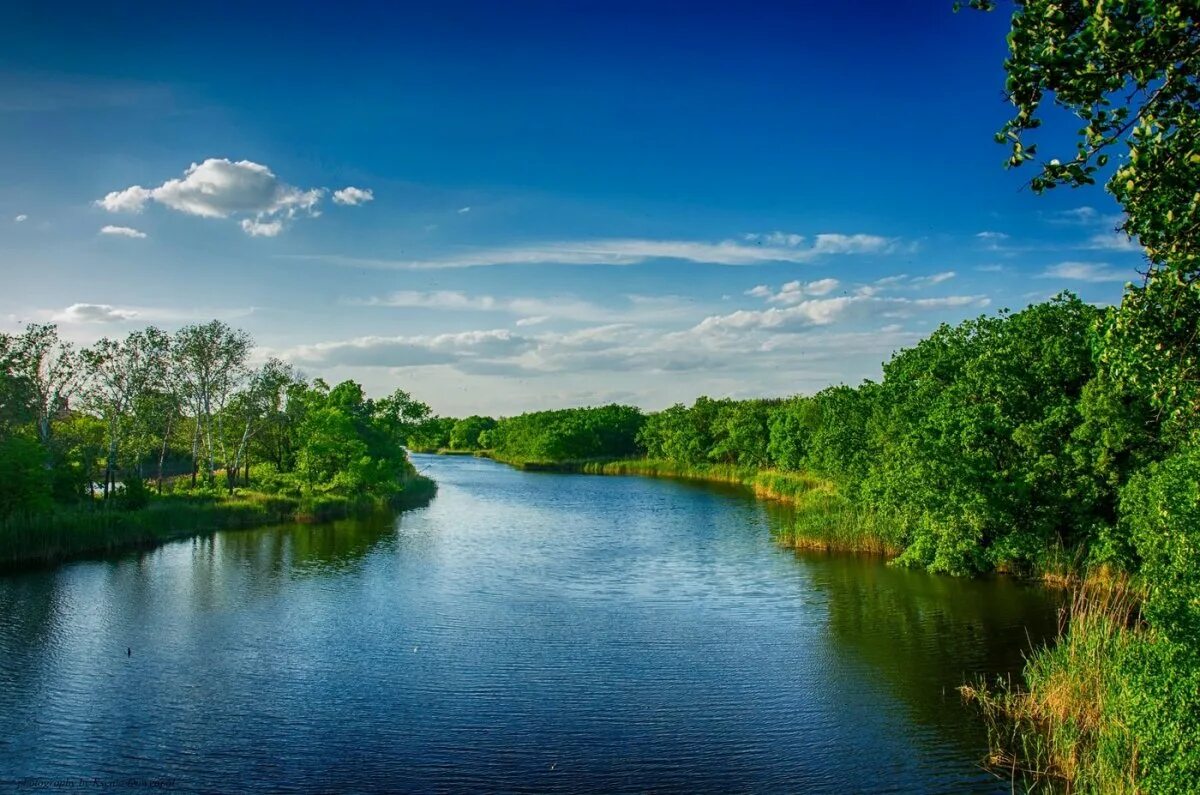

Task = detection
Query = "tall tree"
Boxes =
[971,0,1200,439]
[173,321,251,486]
[9,324,82,450]
[79,328,170,498]
[223,358,296,493]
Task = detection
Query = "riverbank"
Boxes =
[0,474,437,571]
[477,452,900,556]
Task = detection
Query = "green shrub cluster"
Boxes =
[483,404,645,465]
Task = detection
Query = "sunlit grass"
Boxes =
[576,458,901,556]
[961,576,1146,793]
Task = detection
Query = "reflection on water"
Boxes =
[0,455,1058,793]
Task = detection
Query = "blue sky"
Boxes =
[0,2,1144,415]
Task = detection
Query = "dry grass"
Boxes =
[961,575,1144,793]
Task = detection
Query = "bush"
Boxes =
[115,474,150,511]
[0,435,51,517]
[1119,447,1200,649]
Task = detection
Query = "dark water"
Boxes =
[0,454,1059,793]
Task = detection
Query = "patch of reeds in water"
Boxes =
[960,576,1143,793]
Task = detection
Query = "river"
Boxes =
[0,453,1059,793]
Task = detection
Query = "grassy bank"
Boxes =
[586,459,899,555]
[477,453,899,556]
[0,474,437,570]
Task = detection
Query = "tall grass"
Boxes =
[0,474,437,569]
[578,458,900,556]
[960,577,1144,793]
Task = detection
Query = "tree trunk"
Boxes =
[158,411,176,495]
[190,417,200,488]
[205,397,216,486]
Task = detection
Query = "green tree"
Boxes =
[449,415,496,450]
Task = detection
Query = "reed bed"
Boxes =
[960,576,1145,793]
[576,459,900,556]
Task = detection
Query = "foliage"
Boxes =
[0,320,430,564]
[0,434,51,518]
[1119,445,1200,647]
[977,0,1198,275]
[407,416,456,453]
[487,404,645,464]
[448,415,497,450]
[868,296,1103,574]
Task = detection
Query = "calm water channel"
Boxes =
[0,453,1060,793]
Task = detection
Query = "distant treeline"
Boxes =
[418,294,1157,578]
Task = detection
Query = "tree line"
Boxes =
[0,320,432,516]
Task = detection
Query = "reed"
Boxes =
[576,459,900,556]
[960,576,1145,793]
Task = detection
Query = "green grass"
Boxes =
[0,474,437,570]
[960,576,1200,793]
[579,458,900,556]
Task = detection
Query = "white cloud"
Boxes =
[13,214,27,223]
[350,289,701,324]
[332,186,374,206]
[1040,261,1133,283]
[1050,206,1100,225]
[241,218,284,237]
[457,206,471,214]
[743,231,805,247]
[295,233,899,270]
[96,186,152,213]
[694,294,989,333]
[99,224,146,239]
[975,231,1009,241]
[97,158,324,236]
[747,278,842,305]
[850,272,956,297]
[51,303,139,323]
[910,270,956,287]
[283,328,532,368]
[1085,232,1141,252]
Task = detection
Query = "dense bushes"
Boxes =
[449,415,497,451]
[1120,447,1200,651]
[485,404,644,464]
[627,296,1113,576]
[0,435,51,518]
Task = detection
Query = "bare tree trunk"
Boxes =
[227,421,251,495]
[244,455,250,487]
[104,430,118,501]
[205,397,216,486]
[190,417,200,488]
[157,413,174,495]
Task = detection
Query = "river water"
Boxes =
[0,453,1059,793]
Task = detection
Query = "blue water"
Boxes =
[0,454,1058,793]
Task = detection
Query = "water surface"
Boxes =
[0,454,1059,793]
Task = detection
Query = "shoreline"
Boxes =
[0,475,437,573]
[448,451,902,557]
